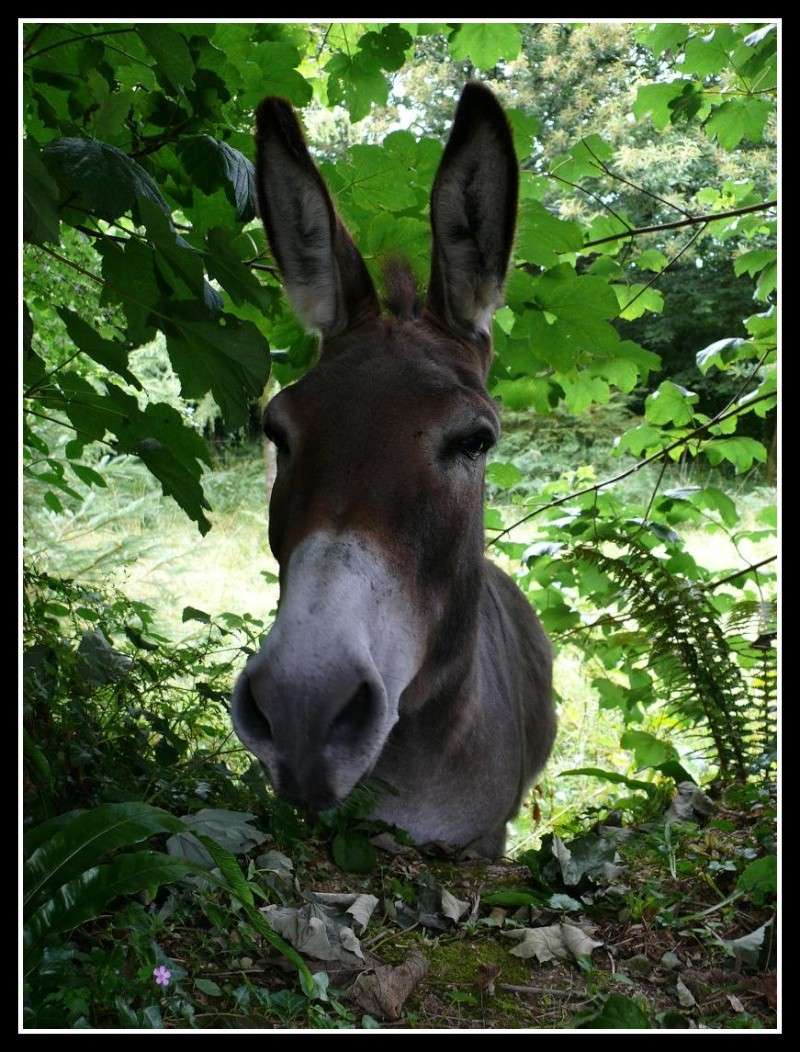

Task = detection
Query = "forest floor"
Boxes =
[63,778,775,1031]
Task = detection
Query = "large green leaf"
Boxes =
[24,802,185,915]
[448,23,522,69]
[43,137,170,223]
[23,139,61,245]
[56,307,142,389]
[160,300,270,429]
[24,850,194,976]
[178,135,256,222]
[137,23,196,93]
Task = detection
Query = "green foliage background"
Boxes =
[22,21,777,1030]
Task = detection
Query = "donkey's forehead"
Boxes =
[274,318,495,418]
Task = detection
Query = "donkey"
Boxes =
[231,82,556,858]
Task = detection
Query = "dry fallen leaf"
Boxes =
[348,949,429,1021]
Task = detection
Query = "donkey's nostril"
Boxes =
[234,673,273,743]
[329,682,375,744]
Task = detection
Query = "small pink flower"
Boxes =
[153,965,172,988]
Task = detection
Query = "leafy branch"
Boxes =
[487,390,775,548]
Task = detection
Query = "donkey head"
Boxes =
[231,83,518,811]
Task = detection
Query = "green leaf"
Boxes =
[25,851,194,976]
[704,437,767,473]
[23,139,61,245]
[195,834,255,907]
[578,993,651,1028]
[706,99,772,151]
[620,730,679,771]
[160,300,270,429]
[448,23,522,69]
[681,27,738,77]
[43,138,170,224]
[182,606,210,623]
[137,23,195,92]
[696,337,750,374]
[550,134,613,183]
[204,228,272,312]
[505,109,540,162]
[732,854,770,904]
[482,889,541,907]
[56,308,142,389]
[326,52,388,122]
[645,381,698,426]
[635,249,669,273]
[635,24,689,56]
[559,768,656,797]
[24,803,185,916]
[195,979,223,997]
[332,831,377,874]
[486,462,523,489]
[178,136,256,222]
[614,284,664,321]
[633,81,694,131]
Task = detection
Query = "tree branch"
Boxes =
[486,391,776,548]
[25,26,136,62]
[580,200,776,250]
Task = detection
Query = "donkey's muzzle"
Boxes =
[230,655,388,809]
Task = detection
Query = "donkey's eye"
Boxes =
[457,429,495,460]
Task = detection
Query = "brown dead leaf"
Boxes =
[476,963,501,996]
[348,949,429,1021]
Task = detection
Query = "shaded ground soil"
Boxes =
[174,786,777,1031]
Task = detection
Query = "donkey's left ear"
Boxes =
[426,82,518,346]
[255,97,379,338]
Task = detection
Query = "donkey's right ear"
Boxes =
[254,98,378,338]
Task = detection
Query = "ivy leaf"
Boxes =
[23,140,61,245]
[448,23,522,70]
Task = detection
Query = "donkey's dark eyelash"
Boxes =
[446,427,496,461]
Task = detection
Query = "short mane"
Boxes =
[380,257,421,320]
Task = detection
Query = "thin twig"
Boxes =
[25,26,136,62]
[487,391,775,548]
[617,222,707,316]
[578,200,776,251]
[709,557,777,591]
[581,138,695,220]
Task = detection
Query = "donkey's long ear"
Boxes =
[426,83,518,346]
[255,97,379,337]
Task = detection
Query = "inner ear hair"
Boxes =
[426,82,519,346]
[255,97,378,338]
